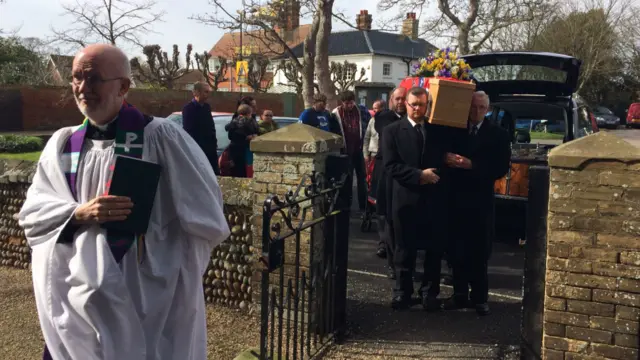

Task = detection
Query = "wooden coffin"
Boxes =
[427,78,476,129]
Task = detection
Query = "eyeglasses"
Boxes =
[406,101,428,110]
[263,114,273,117]
[70,74,124,87]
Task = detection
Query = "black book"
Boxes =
[103,155,162,234]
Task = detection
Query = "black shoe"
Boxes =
[376,247,387,259]
[422,296,442,312]
[387,268,396,279]
[443,296,471,310]
[475,303,491,316]
[391,295,412,310]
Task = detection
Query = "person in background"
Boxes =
[258,109,278,135]
[332,90,368,212]
[373,99,386,114]
[226,103,259,178]
[299,93,341,135]
[369,89,407,268]
[233,96,258,122]
[182,81,219,174]
[444,91,511,316]
[19,43,230,360]
[363,99,387,164]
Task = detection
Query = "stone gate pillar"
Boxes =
[248,123,343,309]
[543,131,640,360]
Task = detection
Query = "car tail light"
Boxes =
[590,113,599,132]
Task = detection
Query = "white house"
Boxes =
[271,11,436,94]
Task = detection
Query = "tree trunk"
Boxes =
[315,0,337,108]
[457,26,471,55]
[300,11,322,108]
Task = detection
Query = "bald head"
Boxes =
[72,44,132,125]
[73,44,131,80]
[389,87,407,115]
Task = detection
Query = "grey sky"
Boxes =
[0,0,433,58]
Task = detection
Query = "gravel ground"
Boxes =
[0,266,259,360]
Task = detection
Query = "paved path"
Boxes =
[325,212,525,359]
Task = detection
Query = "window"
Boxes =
[383,63,392,77]
[345,66,355,80]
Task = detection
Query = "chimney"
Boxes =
[282,0,300,32]
[356,10,372,31]
[401,12,419,40]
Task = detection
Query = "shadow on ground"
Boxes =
[324,213,525,359]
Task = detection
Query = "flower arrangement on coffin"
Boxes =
[413,47,473,81]
[400,47,476,129]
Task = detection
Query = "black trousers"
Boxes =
[450,211,491,304]
[377,215,394,269]
[347,149,367,211]
[392,202,444,298]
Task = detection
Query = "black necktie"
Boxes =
[415,123,425,157]
[470,124,478,136]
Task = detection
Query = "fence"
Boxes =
[258,158,350,360]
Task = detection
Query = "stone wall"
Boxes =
[543,131,640,360]
[0,159,258,310]
[0,86,304,132]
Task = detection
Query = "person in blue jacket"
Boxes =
[298,93,341,134]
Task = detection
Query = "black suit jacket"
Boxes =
[182,101,219,173]
[382,117,455,213]
[449,120,511,256]
[450,121,511,207]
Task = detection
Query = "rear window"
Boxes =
[472,65,568,83]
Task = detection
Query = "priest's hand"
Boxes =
[419,168,440,185]
[72,195,133,225]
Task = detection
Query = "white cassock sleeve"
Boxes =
[152,122,231,274]
[19,130,79,247]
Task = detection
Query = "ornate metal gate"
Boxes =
[258,156,350,360]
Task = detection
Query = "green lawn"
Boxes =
[0,151,42,162]
[530,131,564,140]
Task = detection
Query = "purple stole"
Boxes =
[61,102,149,264]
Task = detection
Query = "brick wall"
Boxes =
[543,132,640,360]
[0,86,304,132]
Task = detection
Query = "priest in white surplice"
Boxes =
[18,44,230,360]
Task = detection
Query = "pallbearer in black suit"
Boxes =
[443,91,511,316]
[382,86,451,311]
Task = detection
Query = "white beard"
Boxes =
[75,94,123,126]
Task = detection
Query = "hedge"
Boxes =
[0,135,44,153]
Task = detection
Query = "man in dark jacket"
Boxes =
[371,87,406,277]
[182,81,219,174]
[443,91,511,316]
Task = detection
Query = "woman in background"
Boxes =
[226,102,259,177]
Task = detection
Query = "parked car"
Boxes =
[461,51,599,243]
[166,111,297,156]
[592,106,620,129]
[626,102,640,128]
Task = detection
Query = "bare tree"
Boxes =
[377,0,550,54]
[246,54,272,92]
[527,0,632,94]
[331,60,366,93]
[192,0,339,107]
[130,44,193,89]
[50,0,165,50]
[194,51,228,92]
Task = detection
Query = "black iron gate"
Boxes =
[258,155,350,360]
[520,165,550,360]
